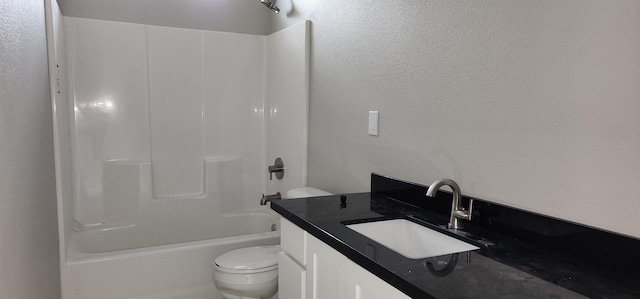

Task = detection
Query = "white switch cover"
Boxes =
[368,111,379,136]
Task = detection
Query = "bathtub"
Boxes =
[62,210,280,299]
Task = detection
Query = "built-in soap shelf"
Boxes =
[92,156,243,228]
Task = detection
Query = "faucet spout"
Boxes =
[260,192,281,205]
[426,179,473,230]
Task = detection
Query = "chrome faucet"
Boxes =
[260,192,281,205]
[426,179,473,230]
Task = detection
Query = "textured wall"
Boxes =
[0,0,61,298]
[57,0,273,35]
[273,0,640,238]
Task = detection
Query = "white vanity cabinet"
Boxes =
[344,257,410,299]
[280,218,410,299]
[279,251,307,299]
[279,218,308,299]
[306,233,348,298]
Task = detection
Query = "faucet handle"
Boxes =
[453,199,474,221]
[467,198,474,221]
[267,158,284,180]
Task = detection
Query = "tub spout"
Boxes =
[260,192,281,205]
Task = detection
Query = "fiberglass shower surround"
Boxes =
[51,3,311,295]
[63,18,310,239]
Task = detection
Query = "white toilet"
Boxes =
[212,187,332,299]
[213,245,281,299]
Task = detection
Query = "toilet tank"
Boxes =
[285,187,333,199]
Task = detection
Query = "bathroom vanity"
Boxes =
[278,217,409,299]
[272,174,640,298]
[278,218,409,299]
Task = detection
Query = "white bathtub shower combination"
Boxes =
[70,210,280,256]
[47,2,311,297]
[65,211,280,299]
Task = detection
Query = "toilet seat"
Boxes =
[214,263,278,274]
[214,245,280,274]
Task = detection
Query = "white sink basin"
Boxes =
[346,219,478,259]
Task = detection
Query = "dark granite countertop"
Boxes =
[271,174,640,299]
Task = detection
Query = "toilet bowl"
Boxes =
[212,187,333,299]
[212,245,280,299]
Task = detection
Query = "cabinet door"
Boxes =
[279,252,306,299]
[345,259,411,299]
[281,218,306,265]
[306,234,347,299]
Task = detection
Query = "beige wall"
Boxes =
[0,0,61,298]
[273,0,640,238]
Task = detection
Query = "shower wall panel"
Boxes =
[147,26,204,199]
[265,21,310,196]
[65,18,151,225]
[65,18,266,227]
[203,31,267,210]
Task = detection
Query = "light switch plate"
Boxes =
[368,111,379,136]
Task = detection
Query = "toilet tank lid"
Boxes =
[285,187,333,199]
[215,245,281,270]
